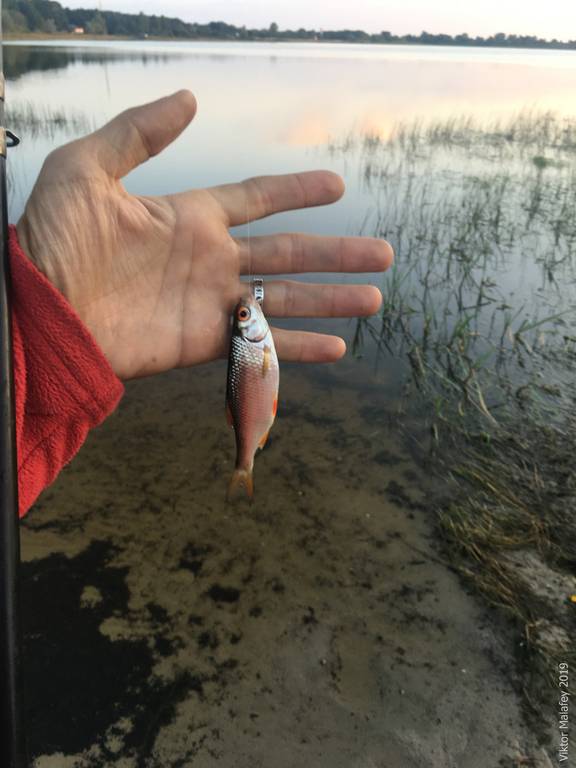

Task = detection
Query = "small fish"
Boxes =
[226,294,279,501]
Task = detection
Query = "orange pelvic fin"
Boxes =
[227,468,254,502]
[258,430,270,450]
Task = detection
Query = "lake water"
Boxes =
[7,41,576,388]
[6,40,576,217]
[8,41,576,766]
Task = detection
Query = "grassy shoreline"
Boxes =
[4,32,576,51]
[4,32,227,42]
[5,32,133,41]
[343,111,576,740]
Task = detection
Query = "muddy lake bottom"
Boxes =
[20,361,553,768]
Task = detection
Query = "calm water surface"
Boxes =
[6,40,576,211]
[6,40,576,366]
[8,42,576,764]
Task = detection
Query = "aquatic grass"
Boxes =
[437,426,576,729]
[5,99,95,139]
[337,110,576,727]
[352,122,576,431]
[331,110,576,159]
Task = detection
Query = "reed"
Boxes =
[5,100,94,139]
[339,110,576,727]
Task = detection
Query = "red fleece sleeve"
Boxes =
[9,225,124,517]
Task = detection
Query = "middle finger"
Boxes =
[237,232,393,275]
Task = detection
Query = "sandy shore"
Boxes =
[21,361,551,767]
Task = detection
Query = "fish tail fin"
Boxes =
[226,468,254,502]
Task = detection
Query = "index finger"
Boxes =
[209,170,345,227]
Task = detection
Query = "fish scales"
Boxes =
[228,336,277,464]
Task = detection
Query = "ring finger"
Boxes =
[254,280,382,318]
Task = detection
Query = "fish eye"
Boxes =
[237,307,251,321]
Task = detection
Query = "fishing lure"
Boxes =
[226,284,279,500]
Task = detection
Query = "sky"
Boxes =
[64,0,576,40]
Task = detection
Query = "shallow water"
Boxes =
[8,41,573,764]
[23,364,535,767]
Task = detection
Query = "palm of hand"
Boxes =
[20,173,241,378]
[17,91,392,380]
[116,188,243,376]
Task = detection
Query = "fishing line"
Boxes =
[246,186,252,284]
[244,182,264,306]
[246,188,251,281]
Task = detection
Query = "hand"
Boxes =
[16,90,393,380]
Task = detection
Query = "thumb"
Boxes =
[87,89,197,179]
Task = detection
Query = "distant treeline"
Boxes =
[3,0,576,49]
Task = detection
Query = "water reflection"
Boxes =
[4,44,180,81]
[6,41,576,220]
[6,42,576,133]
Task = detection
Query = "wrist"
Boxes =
[16,215,65,298]
[12,220,119,375]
